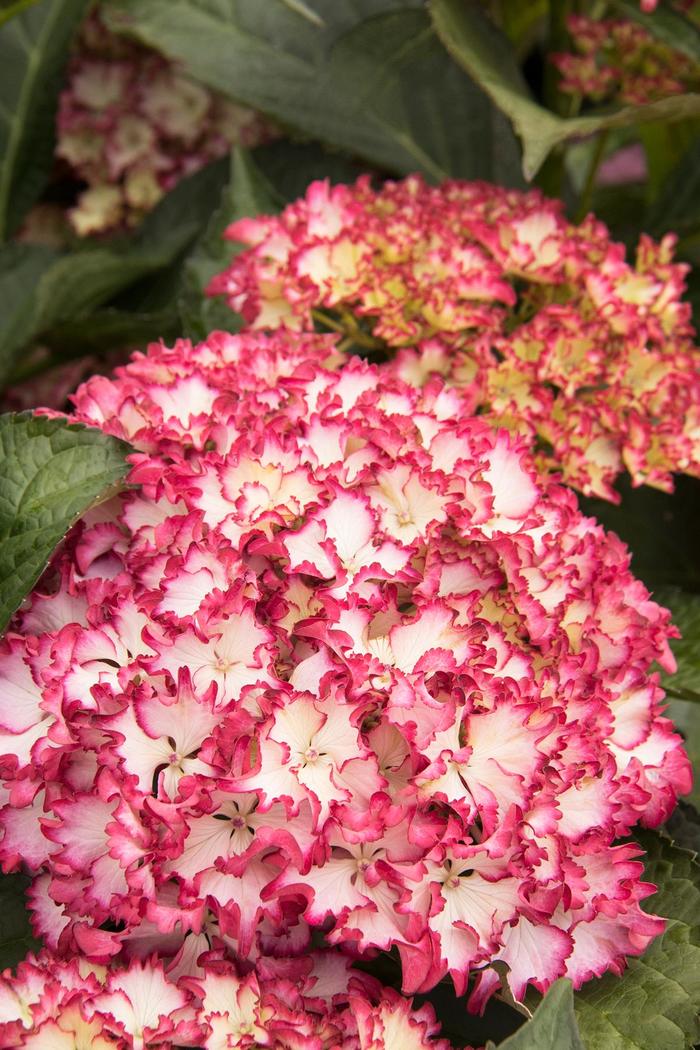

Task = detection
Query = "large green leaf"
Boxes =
[579,477,700,595]
[0,0,41,27]
[488,980,583,1050]
[105,0,523,186]
[647,138,700,238]
[0,873,40,969]
[667,698,700,808]
[39,306,179,360]
[429,0,700,179]
[573,832,700,1050]
[0,413,132,634]
[664,802,700,857]
[0,244,59,378]
[0,0,89,238]
[654,587,700,697]
[179,148,281,341]
[0,160,228,384]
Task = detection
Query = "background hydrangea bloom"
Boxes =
[56,6,272,234]
[208,176,700,502]
[0,328,689,1012]
[551,14,700,105]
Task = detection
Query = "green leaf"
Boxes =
[664,802,700,857]
[667,698,700,808]
[487,980,583,1050]
[0,0,89,239]
[0,0,41,27]
[253,139,369,206]
[647,138,700,238]
[179,148,280,341]
[0,872,40,969]
[608,0,700,64]
[429,0,700,179]
[578,477,700,594]
[0,243,59,379]
[0,413,132,634]
[105,0,523,186]
[0,160,228,383]
[40,306,180,358]
[653,587,700,697]
[573,831,700,1050]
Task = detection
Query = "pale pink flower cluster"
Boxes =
[551,14,699,104]
[0,948,454,1049]
[56,9,271,235]
[0,329,689,1015]
[208,176,700,501]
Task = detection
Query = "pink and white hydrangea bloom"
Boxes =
[209,175,700,500]
[0,328,690,1015]
[0,948,454,1049]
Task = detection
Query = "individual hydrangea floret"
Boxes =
[56,7,273,234]
[208,175,700,501]
[0,329,689,1010]
[551,14,699,105]
[0,948,455,1049]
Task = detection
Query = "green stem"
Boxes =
[574,130,609,222]
[543,0,573,116]
[311,306,385,352]
[310,308,348,335]
[665,685,700,705]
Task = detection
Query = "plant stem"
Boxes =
[665,685,700,705]
[574,130,609,222]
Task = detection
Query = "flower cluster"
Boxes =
[0,948,455,1049]
[551,14,699,105]
[0,328,689,1013]
[208,175,700,501]
[57,7,272,235]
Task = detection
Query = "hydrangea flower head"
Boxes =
[57,7,273,234]
[0,327,689,1010]
[0,948,456,1048]
[551,14,699,104]
[209,175,700,500]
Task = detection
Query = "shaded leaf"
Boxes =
[0,414,131,634]
[487,980,583,1049]
[0,160,228,383]
[667,698,700,808]
[41,306,180,358]
[253,139,369,206]
[647,138,700,238]
[0,244,59,379]
[0,0,41,27]
[579,477,700,594]
[0,873,40,969]
[105,0,523,186]
[654,587,700,696]
[573,831,700,1050]
[430,0,700,179]
[664,802,700,858]
[179,148,280,341]
[0,0,89,238]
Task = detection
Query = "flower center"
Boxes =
[304,746,319,763]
